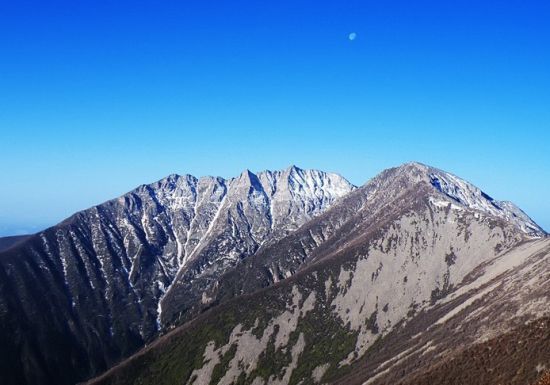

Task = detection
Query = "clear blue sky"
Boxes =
[0,0,549,236]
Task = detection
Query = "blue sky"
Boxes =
[0,0,549,235]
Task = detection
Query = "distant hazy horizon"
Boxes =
[1,1,549,236]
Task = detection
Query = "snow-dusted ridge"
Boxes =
[117,165,357,328]
[151,162,543,326]
[403,162,546,237]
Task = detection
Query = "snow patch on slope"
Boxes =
[423,164,545,237]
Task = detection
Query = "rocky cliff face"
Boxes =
[84,163,548,385]
[157,166,355,327]
[0,166,354,385]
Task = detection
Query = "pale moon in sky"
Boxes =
[348,32,357,41]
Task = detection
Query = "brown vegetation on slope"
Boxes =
[394,317,550,385]
[535,372,550,385]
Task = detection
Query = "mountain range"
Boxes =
[0,163,547,385]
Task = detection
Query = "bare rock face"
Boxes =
[84,163,547,385]
[426,164,544,236]
[157,166,356,326]
[338,238,550,385]
[0,166,353,385]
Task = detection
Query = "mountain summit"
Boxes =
[409,162,544,236]
[0,163,546,385]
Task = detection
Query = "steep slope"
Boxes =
[85,162,545,385]
[336,238,550,385]
[0,166,353,385]
[427,169,543,236]
[186,162,544,323]
[158,166,355,326]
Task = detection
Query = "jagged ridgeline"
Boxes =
[0,163,547,385]
[0,166,354,385]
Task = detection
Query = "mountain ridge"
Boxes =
[0,162,546,385]
[0,165,354,385]
[82,162,548,385]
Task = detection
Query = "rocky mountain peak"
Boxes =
[363,162,545,237]
[286,164,301,173]
[425,166,545,237]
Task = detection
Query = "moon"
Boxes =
[348,32,357,41]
